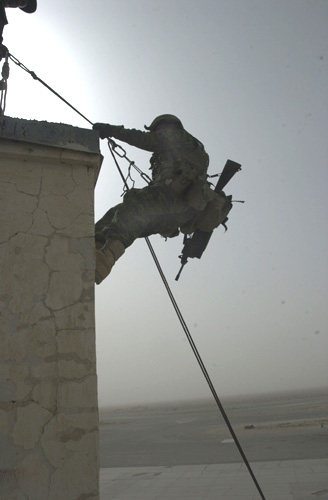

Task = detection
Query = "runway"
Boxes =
[99,388,328,468]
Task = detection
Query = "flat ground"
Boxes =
[99,388,328,468]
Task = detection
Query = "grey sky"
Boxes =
[4,0,328,407]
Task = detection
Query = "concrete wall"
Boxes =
[0,117,102,500]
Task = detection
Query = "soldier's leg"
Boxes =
[95,203,126,284]
[100,185,195,247]
[95,185,196,283]
[95,203,121,245]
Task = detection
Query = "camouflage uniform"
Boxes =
[95,125,216,249]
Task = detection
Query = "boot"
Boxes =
[95,239,125,285]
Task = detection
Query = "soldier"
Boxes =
[93,115,232,284]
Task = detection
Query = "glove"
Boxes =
[93,123,114,139]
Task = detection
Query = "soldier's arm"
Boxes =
[93,123,161,152]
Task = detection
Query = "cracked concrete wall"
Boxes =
[0,117,102,500]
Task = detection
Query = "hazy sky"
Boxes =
[4,0,328,407]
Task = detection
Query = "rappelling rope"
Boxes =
[145,239,266,499]
[6,52,266,500]
[8,53,93,125]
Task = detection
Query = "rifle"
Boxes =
[175,159,242,281]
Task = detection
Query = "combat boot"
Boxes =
[95,239,125,284]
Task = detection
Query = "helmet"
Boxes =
[145,114,183,131]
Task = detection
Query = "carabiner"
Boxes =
[112,142,127,158]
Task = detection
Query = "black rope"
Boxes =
[9,53,266,499]
[8,53,93,126]
[145,238,266,500]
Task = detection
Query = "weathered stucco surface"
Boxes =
[0,117,102,500]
